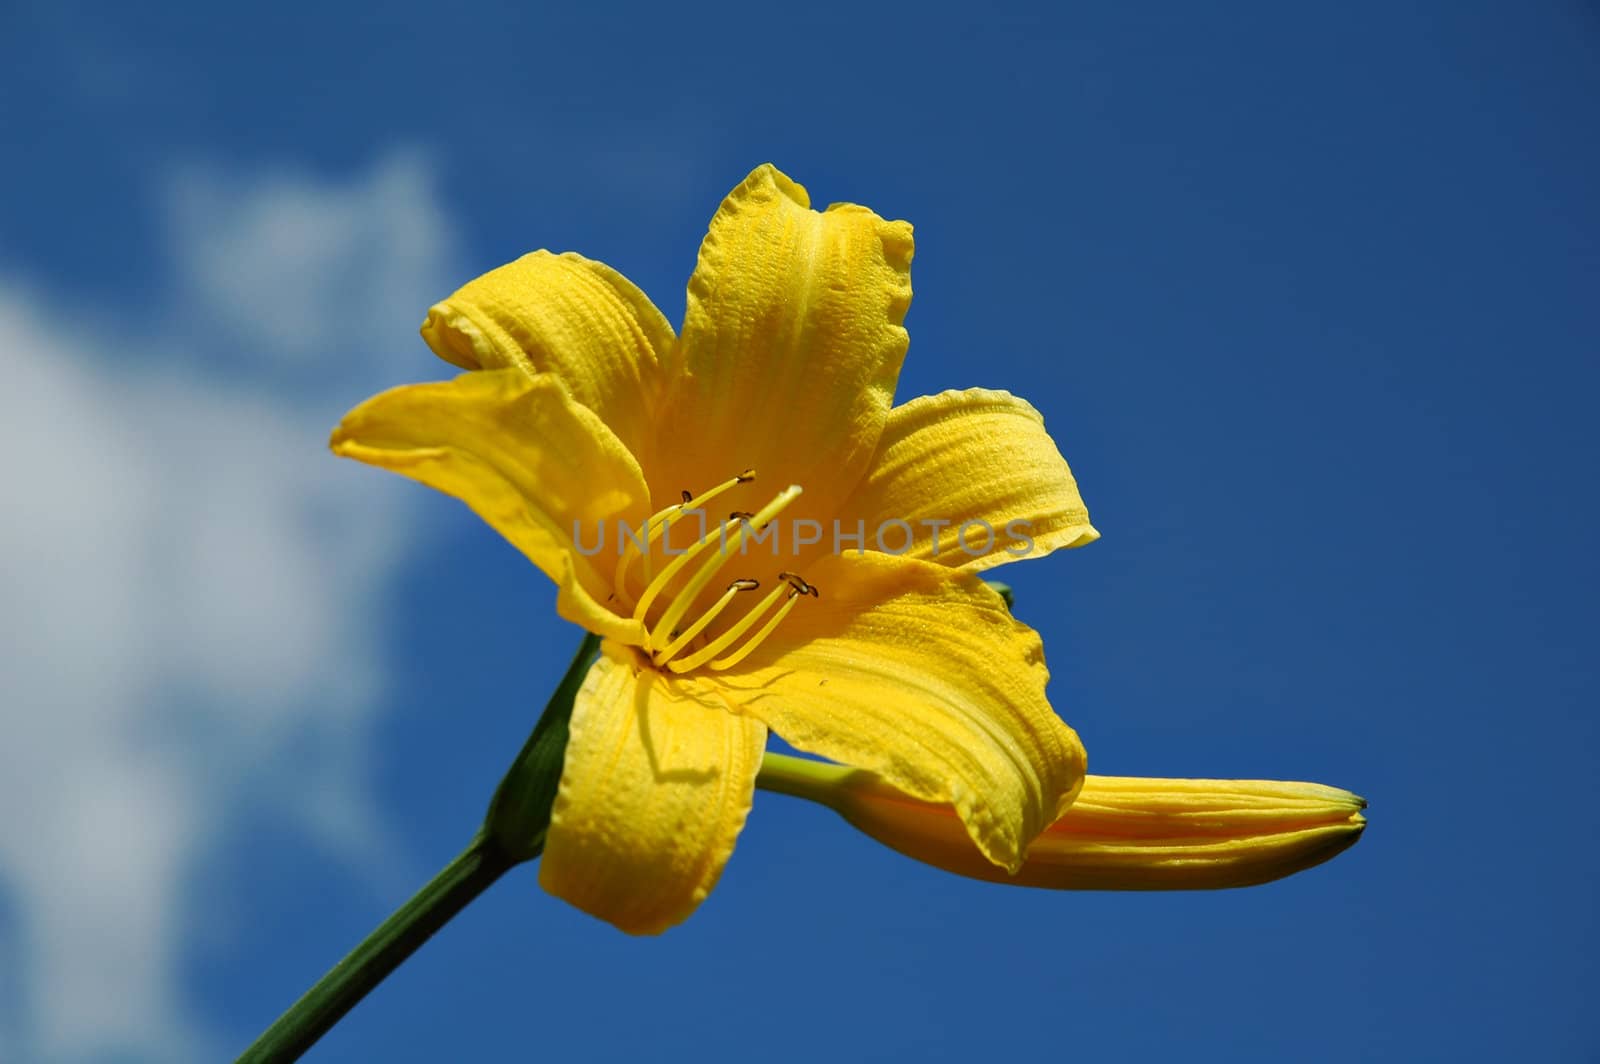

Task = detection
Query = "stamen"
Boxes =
[611,498,685,609]
[640,485,802,645]
[706,588,805,671]
[652,579,760,667]
[664,582,792,673]
[665,573,819,674]
[612,470,756,607]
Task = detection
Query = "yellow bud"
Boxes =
[759,755,1365,890]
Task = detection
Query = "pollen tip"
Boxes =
[778,571,817,597]
[731,578,760,592]
[681,489,693,504]
[737,469,756,483]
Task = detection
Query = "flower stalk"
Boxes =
[234,833,513,1064]
[483,634,603,860]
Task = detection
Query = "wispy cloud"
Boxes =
[165,150,453,379]
[0,152,457,1063]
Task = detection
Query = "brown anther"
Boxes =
[681,489,694,504]
[778,571,817,597]
[729,510,755,522]
[736,469,756,483]
[729,578,760,592]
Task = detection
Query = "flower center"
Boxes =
[611,470,817,674]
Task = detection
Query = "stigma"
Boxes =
[611,470,816,674]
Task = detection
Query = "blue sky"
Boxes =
[2,2,1596,1061]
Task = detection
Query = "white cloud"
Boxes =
[0,152,457,1062]
[166,151,452,377]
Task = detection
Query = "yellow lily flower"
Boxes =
[330,164,1100,933]
[758,754,1367,890]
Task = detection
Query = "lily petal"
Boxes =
[841,388,1098,572]
[420,250,672,464]
[764,762,1367,890]
[541,643,767,934]
[716,552,1085,873]
[330,368,648,645]
[654,164,914,519]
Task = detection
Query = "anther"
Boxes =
[729,510,754,522]
[779,571,820,597]
[736,469,756,483]
[681,489,693,504]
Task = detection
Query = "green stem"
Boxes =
[235,634,604,1063]
[235,832,513,1064]
[755,751,854,807]
[483,633,603,860]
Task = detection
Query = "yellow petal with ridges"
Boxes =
[421,250,672,464]
[715,552,1085,873]
[330,368,647,645]
[540,643,767,935]
[841,388,1098,572]
[651,164,914,520]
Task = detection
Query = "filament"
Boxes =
[612,469,753,608]
[652,579,760,667]
[642,485,801,646]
